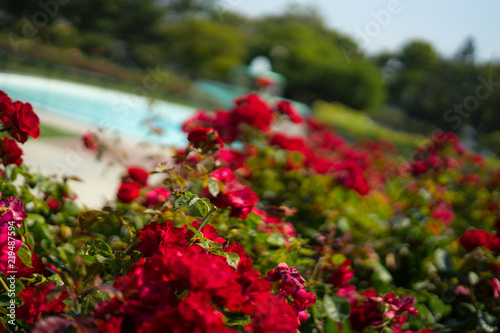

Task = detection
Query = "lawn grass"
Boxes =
[39,123,78,138]
[313,100,425,154]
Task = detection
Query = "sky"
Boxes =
[225,0,500,62]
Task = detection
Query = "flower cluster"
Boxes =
[206,168,259,219]
[266,263,316,324]
[0,90,40,168]
[116,166,171,206]
[460,229,500,254]
[183,94,302,144]
[96,220,310,332]
[3,91,499,332]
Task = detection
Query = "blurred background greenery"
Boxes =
[1,0,500,156]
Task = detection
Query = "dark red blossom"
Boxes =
[334,161,370,195]
[409,155,444,176]
[187,126,224,151]
[247,295,300,333]
[207,168,259,219]
[143,186,171,207]
[460,229,500,254]
[183,110,238,143]
[135,221,188,257]
[326,258,354,289]
[349,290,418,332]
[1,101,40,143]
[308,130,346,150]
[253,208,297,238]
[17,282,69,324]
[117,180,141,203]
[256,76,275,88]
[270,133,307,152]
[126,166,149,187]
[96,245,245,330]
[266,263,316,324]
[138,293,238,333]
[0,91,13,125]
[231,94,274,133]
[0,136,23,166]
[459,173,483,187]
[216,148,249,172]
[430,202,455,226]
[275,100,302,124]
[0,196,28,227]
[82,132,100,151]
[47,198,62,211]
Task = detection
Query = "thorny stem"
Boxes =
[124,237,140,255]
[308,257,326,285]
[188,206,217,245]
[196,206,217,232]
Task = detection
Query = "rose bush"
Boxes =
[0,90,499,332]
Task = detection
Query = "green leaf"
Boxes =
[88,239,113,257]
[78,210,103,228]
[46,272,64,286]
[171,172,186,189]
[174,194,197,211]
[324,317,353,333]
[81,289,110,316]
[186,225,205,241]
[225,315,252,327]
[324,294,350,323]
[187,196,201,208]
[195,200,209,218]
[17,243,32,267]
[266,233,285,247]
[32,221,54,245]
[223,252,240,270]
[208,177,220,197]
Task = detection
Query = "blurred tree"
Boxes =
[399,40,439,70]
[159,0,218,18]
[382,38,500,137]
[161,18,248,79]
[455,37,476,63]
[247,9,384,109]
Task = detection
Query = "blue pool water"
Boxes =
[0,72,197,146]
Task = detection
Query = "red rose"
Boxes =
[183,110,238,143]
[231,94,274,133]
[0,137,23,166]
[334,161,370,195]
[270,133,307,152]
[82,132,100,151]
[0,91,14,126]
[256,76,275,88]
[127,166,149,187]
[187,126,224,151]
[143,186,171,207]
[460,229,500,254]
[275,100,302,124]
[117,180,141,203]
[135,221,188,257]
[17,282,69,324]
[7,101,40,143]
[47,198,62,211]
